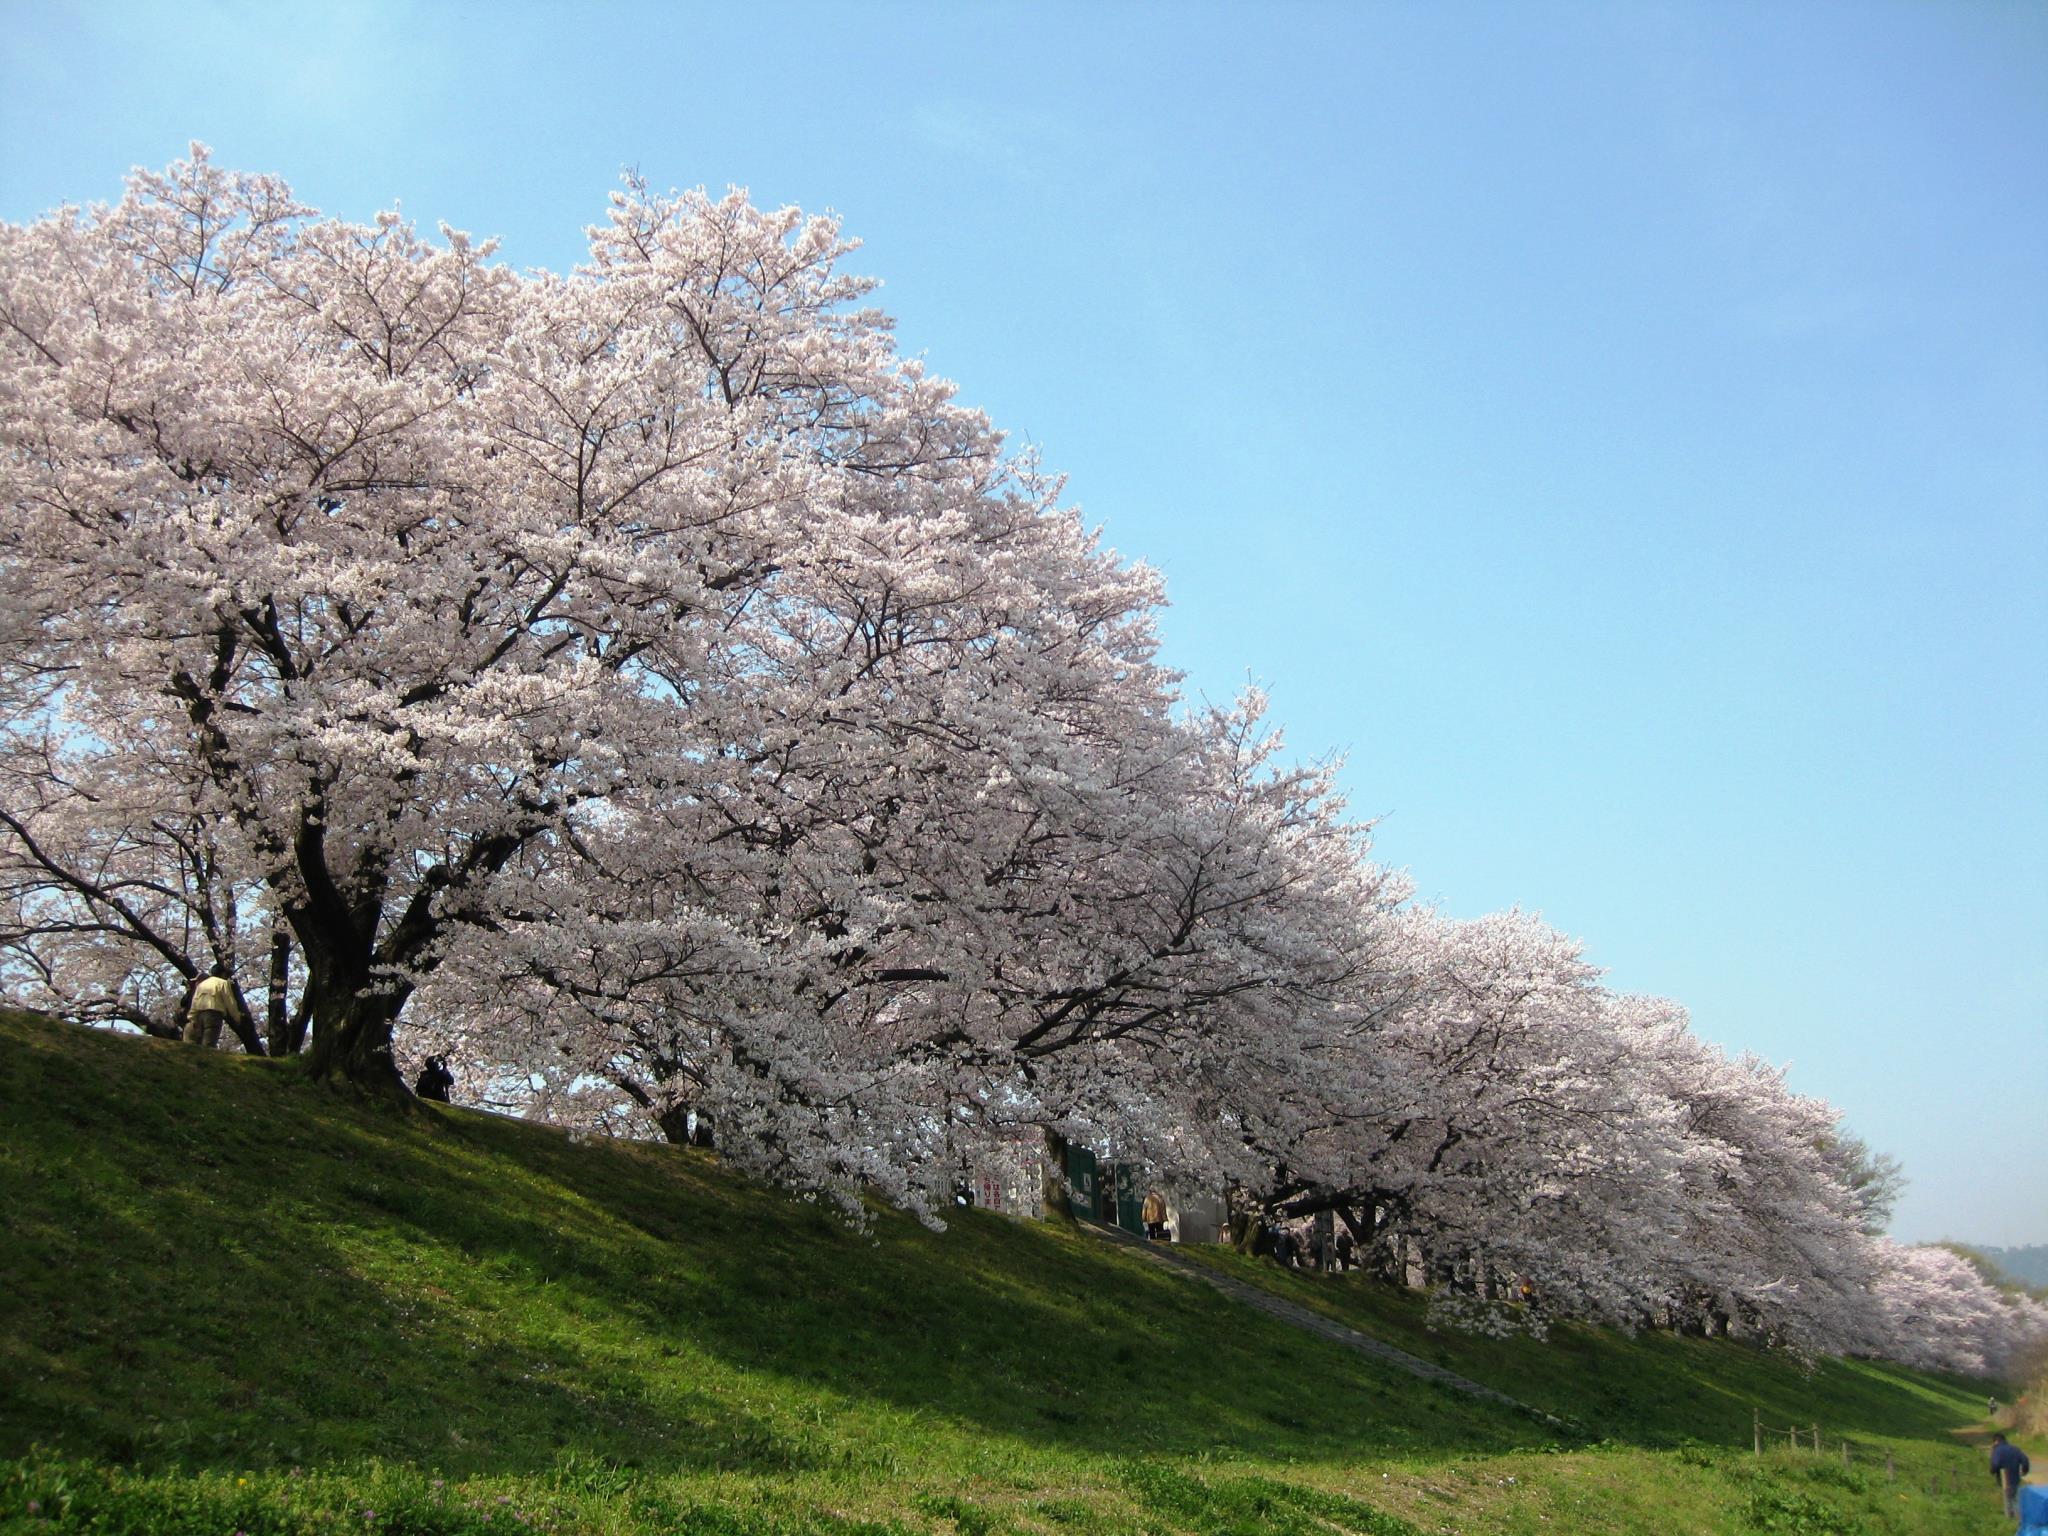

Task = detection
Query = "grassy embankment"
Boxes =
[0,1006,2021,1535]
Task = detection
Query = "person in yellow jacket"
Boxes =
[1141,1189,1169,1242]
[183,965,240,1048]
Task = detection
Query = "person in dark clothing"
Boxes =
[1334,1229,1355,1272]
[414,1055,455,1102]
[1992,1433,2032,1520]
[1272,1226,1297,1268]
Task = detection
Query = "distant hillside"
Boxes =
[0,1006,2016,1535]
[1977,1245,2048,1290]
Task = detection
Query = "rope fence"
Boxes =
[1751,1407,1977,1497]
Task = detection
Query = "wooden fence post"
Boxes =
[1811,1423,1821,1452]
[1753,1407,1761,1456]
[1885,1449,1894,1482]
[1841,1439,1850,1469]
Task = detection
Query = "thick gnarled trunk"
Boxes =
[296,919,411,1095]
[656,1103,716,1148]
[1040,1128,1073,1220]
[303,988,407,1094]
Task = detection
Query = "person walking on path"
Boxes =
[1991,1432,2031,1520]
[183,965,240,1048]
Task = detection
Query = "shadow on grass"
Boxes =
[1173,1246,1992,1452]
[0,1011,1541,1480]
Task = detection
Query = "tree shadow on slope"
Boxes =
[1175,1247,1990,1452]
[0,1012,1544,1480]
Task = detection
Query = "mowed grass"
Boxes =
[0,1006,2017,1534]
[1176,1246,1995,1449]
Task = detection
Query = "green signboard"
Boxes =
[1062,1145,1149,1232]
[1113,1162,1145,1233]
[1064,1143,1100,1220]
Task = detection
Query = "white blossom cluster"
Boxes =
[2,152,2039,1376]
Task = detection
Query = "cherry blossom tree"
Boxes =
[1250,912,1695,1329]
[408,690,1395,1220]
[0,149,1176,1101]
[9,153,2040,1376]
[1219,909,1966,1357]
[1867,1242,2048,1376]
[2,151,1383,1220]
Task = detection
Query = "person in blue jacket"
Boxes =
[1991,1433,2031,1520]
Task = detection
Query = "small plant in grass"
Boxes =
[1739,1481,1860,1535]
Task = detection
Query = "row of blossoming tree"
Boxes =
[3,151,2041,1376]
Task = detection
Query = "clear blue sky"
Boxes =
[4,1,2042,1246]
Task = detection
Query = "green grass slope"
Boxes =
[0,1007,2016,1535]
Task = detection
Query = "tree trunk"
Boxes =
[303,986,407,1096]
[1040,1128,1072,1220]
[1372,1228,1406,1285]
[1225,1184,1258,1248]
[656,1104,715,1147]
[265,930,294,1055]
[222,977,267,1058]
